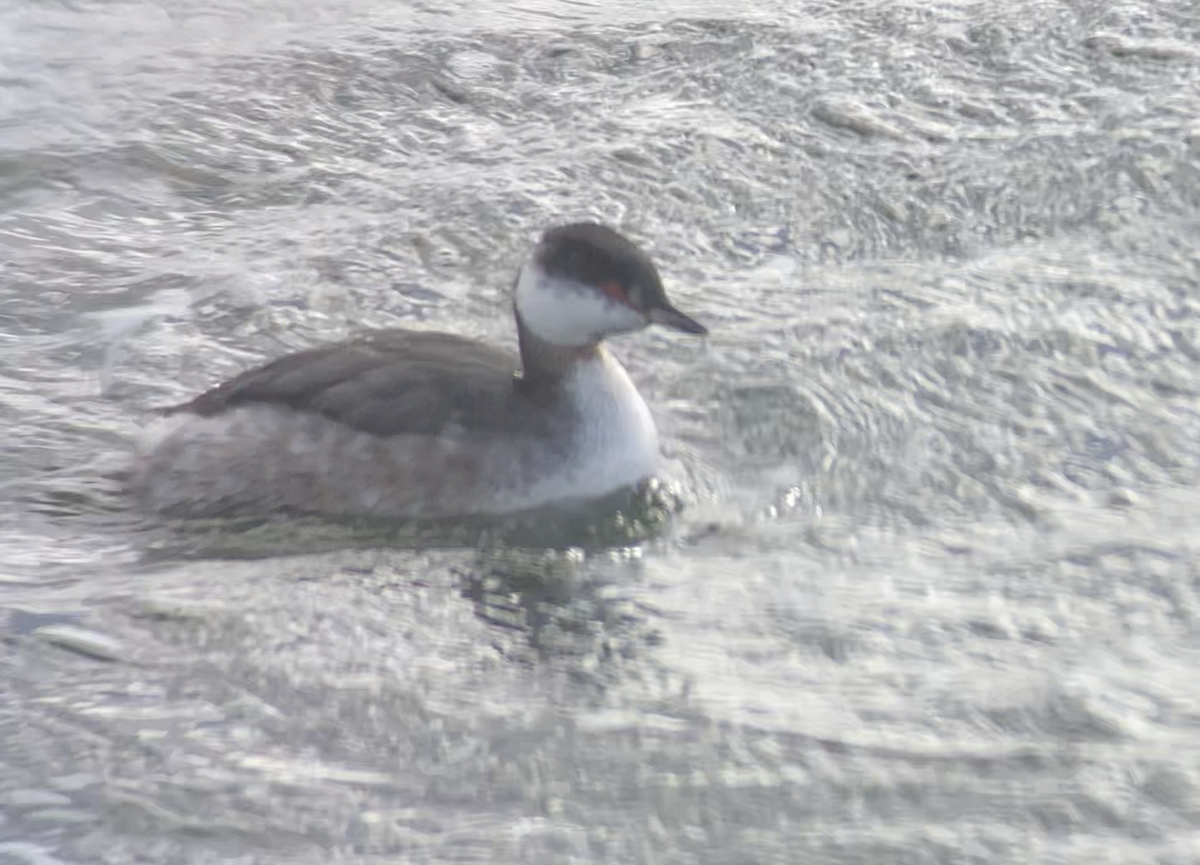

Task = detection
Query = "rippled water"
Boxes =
[3,0,1200,862]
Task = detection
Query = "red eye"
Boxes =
[602,281,627,302]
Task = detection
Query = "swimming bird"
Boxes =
[133,223,707,518]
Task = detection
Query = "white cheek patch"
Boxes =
[515,264,647,347]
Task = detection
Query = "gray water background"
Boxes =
[2,0,1200,862]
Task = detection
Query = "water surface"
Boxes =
[2,0,1200,862]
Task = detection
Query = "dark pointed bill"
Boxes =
[647,303,708,336]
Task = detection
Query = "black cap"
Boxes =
[536,223,708,336]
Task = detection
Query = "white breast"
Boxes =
[579,350,659,480]
[527,347,660,504]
